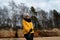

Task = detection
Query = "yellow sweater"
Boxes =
[22,19,34,34]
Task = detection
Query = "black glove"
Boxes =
[28,29,32,34]
[30,29,32,32]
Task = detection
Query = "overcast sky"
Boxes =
[0,0,60,12]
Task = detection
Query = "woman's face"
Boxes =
[26,16,31,19]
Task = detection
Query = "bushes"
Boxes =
[0,28,60,38]
[34,30,40,37]
[0,29,16,38]
[0,29,24,38]
[34,28,60,37]
[17,29,24,38]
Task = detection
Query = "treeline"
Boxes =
[31,6,60,30]
[0,0,60,30]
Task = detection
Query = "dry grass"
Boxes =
[17,29,24,38]
[0,29,16,38]
[0,28,60,38]
[35,28,60,37]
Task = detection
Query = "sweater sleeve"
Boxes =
[22,20,29,32]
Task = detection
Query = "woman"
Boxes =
[22,13,34,40]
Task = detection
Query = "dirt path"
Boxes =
[0,37,60,40]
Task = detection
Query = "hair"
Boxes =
[23,13,30,18]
